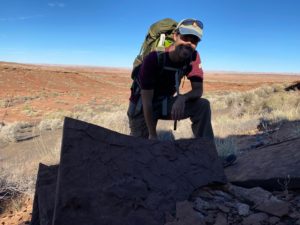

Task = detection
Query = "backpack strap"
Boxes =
[157,34,166,50]
[156,50,166,71]
[156,50,189,96]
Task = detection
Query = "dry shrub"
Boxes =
[0,99,9,108]
[0,165,31,214]
[215,136,237,157]
[0,122,33,142]
[1,130,61,199]
[38,118,64,131]
[87,110,130,135]
[255,86,274,97]
[43,110,73,120]
[37,104,129,134]
[292,122,300,138]
[210,82,300,119]
[207,82,300,154]
[266,92,300,112]
[212,114,259,137]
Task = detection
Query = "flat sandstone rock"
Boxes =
[225,137,300,190]
[32,117,226,225]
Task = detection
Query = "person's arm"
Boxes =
[141,89,157,139]
[183,81,203,99]
[171,81,203,120]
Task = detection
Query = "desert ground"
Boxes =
[0,61,299,124]
[0,61,300,225]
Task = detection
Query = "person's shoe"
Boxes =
[222,154,237,168]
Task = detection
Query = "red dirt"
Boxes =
[1,61,299,124]
[0,197,32,225]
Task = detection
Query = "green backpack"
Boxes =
[129,18,186,130]
[130,18,178,111]
[131,18,178,79]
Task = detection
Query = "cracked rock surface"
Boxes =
[31,117,226,225]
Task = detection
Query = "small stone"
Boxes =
[213,190,233,201]
[176,201,205,225]
[228,185,271,204]
[256,195,290,217]
[165,211,175,223]
[276,222,287,225]
[214,212,227,225]
[194,197,216,211]
[224,201,235,208]
[203,210,217,224]
[217,204,230,213]
[242,212,269,225]
[269,216,280,224]
[290,211,300,219]
[192,188,214,199]
[236,202,250,216]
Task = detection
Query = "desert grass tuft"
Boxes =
[0,122,33,142]
[215,136,237,157]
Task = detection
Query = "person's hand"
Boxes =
[171,95,186,120]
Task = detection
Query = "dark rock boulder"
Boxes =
[31,163,58,225]
[225,137,300,190]
[31,117,226,225]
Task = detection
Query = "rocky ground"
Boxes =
[166,184,300,225]
[1,184,300,225]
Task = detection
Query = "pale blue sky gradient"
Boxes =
[1,0,300,73]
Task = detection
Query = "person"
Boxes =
[127,18,236,167]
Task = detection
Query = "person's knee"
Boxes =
[193,98,211,112]
[199,98,211,107]
[187,98,209,121]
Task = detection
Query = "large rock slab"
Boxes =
[225,137,300,190]
[50,117,226,225]
[31,163,58,225]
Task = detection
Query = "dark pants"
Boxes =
[127,97,214,140]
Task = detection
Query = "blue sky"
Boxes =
[1,0,300,73]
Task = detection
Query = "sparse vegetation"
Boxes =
[215,136,237,157]
[0,122,34,142]
[277,175,291,199]
[292,122,300,138]
[0,78,299,216]
[22,104,41,117]
[0,95,41,109]
[208,83,300,137]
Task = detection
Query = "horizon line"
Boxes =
[1,60,300,76]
